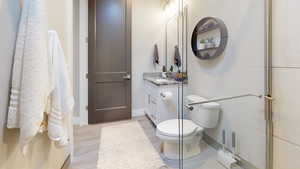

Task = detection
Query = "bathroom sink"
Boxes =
[154,79,170,84]
[143,74,181,85]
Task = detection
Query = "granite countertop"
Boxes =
[144,76,181,85]
[143,72,187,86]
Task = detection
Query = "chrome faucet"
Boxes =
[161,72,167,79]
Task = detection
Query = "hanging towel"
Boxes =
[153,44,160,65]
[7,0,51,154]
[7,0,30,129]
[47,30,74,148]
[174,45,182,68]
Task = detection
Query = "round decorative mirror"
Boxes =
[191,17,228,60]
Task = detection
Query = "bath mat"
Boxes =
[97,121,166,169]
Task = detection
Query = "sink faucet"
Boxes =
[161,72,167,79]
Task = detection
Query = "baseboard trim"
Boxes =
[132,108,145,117]
[203,133,259,169]
[61,155,71,169]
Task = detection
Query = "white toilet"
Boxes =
[156,95,221,160]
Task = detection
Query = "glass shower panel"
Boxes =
[163,0,184,168]
[179,0,267,169]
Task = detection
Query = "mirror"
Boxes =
[165,9,187,73]
[191,17,228,60]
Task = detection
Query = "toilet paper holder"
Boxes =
[160,92,173,101]
[160,93,167,98]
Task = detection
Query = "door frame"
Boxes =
[265,0,273,169]
[88,0,132,124]
[75,0,133,125]
[73,0,89,125]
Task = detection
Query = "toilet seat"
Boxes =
[157,119,203,137]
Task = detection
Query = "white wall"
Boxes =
[186,0,266,168]
[0,0,73,169]
[132,0,166,113]
[272,0,300,169]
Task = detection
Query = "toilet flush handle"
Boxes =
[184,105,194,111]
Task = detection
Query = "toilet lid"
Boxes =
[157,119,202,137]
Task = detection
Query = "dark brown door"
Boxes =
[88,0,131,124]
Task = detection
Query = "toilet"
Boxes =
[156,95,221,160]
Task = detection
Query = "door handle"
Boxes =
[123,74,131,80]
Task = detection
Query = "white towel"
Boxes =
[7,0,30,129]
[47,30,74,147]
[7,0,51,153]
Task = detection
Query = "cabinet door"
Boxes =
[149,96,158,124]
[144,81,152,117]
[144,93,151,116]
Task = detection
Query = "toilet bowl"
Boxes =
[156,95,220,160]
[156,119,204,159]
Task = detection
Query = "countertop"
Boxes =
[143,72,187,86]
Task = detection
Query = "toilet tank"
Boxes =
[186,95,220,128]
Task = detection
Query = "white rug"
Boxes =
[97,121,167,169]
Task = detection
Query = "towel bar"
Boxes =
[184,94,273,111]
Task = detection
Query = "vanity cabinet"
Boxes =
[144,80,180,125]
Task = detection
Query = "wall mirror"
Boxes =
[165,9,187,73]
[191,17,228,60]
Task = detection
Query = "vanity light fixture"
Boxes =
[163,0,188,19]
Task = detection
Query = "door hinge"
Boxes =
[86,73,88,79]
[86,105,88,110]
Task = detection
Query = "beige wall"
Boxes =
[272,0,300,169]
[0,0,73,169]
[132,0,166,112]
[187,0,266,168]
[46,0,74,68]
[0,132,68,169]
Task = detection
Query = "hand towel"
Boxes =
[174,45,182,68]
[7,0,30,129]
[47,30,74,147]
[7,0,51,154]
[153,44,160,65]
